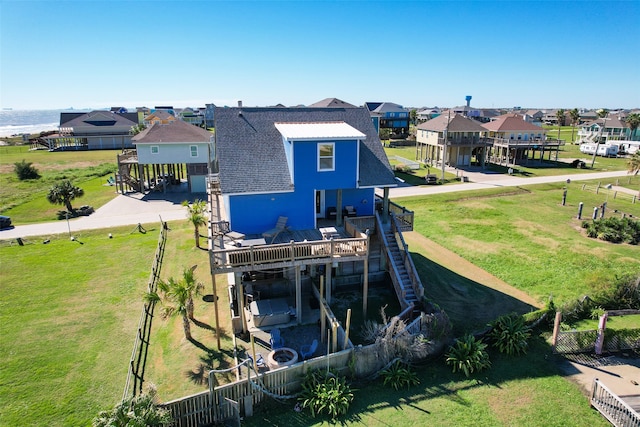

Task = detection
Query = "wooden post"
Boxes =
[595,312,608,356]
[551,311,562,351]
[332,321,338,353]
[295,265,302,324]
[211,273,221,350]
[325,262,332,304]
[250,334,257,374]
[343,309,352,349]
[320,276,326,344]
[363,258,369,320]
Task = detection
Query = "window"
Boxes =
[151,145,159,154]
[190,145,198,157]
[318,143,334,171]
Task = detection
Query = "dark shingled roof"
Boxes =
[214,107,397,195]
[308,98,357,108]
[132,120,212,143]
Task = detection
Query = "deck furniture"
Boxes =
[270,328,284,349]
[262,216,288,243]
[300,339,318,360]
[343,205,357,217]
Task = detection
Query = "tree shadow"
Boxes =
[192,318,215,331]
[185,347,236,386]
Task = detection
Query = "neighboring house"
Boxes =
[308,98,357,108]
[129,120,213,193]
[577,115,631,144]
[416,108,441,122]
[213,106,397,235]
[144,110,176,126]
[416,113,490,168]
[42,110,139,150]
[524,109,544,123]
[178,107,204,127]
[204,103,216,128]
[482,114,561,165]
[365,102,410,137]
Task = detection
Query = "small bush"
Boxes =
[581,217,640,245]
[445,334,491,377]
[298,370,354,420]
[14,159,40,180]
[488,313,531,356]
[381,360,420,390]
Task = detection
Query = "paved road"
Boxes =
[0,170,634,241]
[0,192,199,240]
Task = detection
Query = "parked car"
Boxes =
[0,215,12,229]
[425,174,438,185]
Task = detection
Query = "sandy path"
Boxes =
[403,231,543,309]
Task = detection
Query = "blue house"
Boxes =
[213,106,397,236]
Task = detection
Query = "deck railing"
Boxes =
[591,378,640,427]
[386,199,414,232]
[210,237,368,273]
[390,214,424,302]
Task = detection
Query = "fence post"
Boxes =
[577,202,584,219]
[595,313,608,356]
[551,311,562,351]
[593,207,599,220]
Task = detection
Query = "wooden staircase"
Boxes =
[382,225,420,307]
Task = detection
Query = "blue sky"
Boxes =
[1,0,638,110]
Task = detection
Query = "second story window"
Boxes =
[318,143,334,171]
[151,145,159,154]
[190,145,198,157]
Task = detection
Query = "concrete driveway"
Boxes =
[0,192,205,240]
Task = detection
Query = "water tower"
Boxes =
[465,95,472,107]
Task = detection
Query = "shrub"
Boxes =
[381,360,420,390]
[581,217,640,245]
[488,313,531,356]
[93,388,171,427]
[298,370,354,420]
[14,159,40,180]
[445,334,491,377]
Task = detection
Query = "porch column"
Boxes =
[363,253,369,320]
[336,189,343,227]
[325,262,332,304]
[236,272,247,334]
[382,187,390,224]
[295,265,302,324]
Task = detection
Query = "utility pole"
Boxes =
[590,110,609,169]
[441,110,451,182]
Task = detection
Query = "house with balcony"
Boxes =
[365,102,410,137]
[117,119,213,193]
[482,114,563,165]
[577,115,631,144]
[144,110,177,127]
[39,110,139,150]
[208,106,422,338]
[415,112,491,168]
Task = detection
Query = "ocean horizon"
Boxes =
[0,109,91,138]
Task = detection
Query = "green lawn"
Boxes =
[0,221,219,426]
[398,179,640,307]
[0,145,120,222]
[244,337,607,427]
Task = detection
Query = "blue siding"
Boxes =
[228,138,376,234]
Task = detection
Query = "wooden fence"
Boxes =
[122,219,168,400]
[160,349,353,426]
[591,378,640,427]
[581,183,638,204]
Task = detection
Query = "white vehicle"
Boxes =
[579,143,596,154]
[597,144,618,157]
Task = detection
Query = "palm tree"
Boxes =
[46,180,84,212]
[570,108,580,143]
[182,199,207,248]
[555,109,565,140]
[628,152,640,176]
[625,113,640,141]
[147,275,193,340]
[182,266,204,320]
[93,389,170,426]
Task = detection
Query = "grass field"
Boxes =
[398,179,640,309]
[0,221,226,425]
[0,145,120,222]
